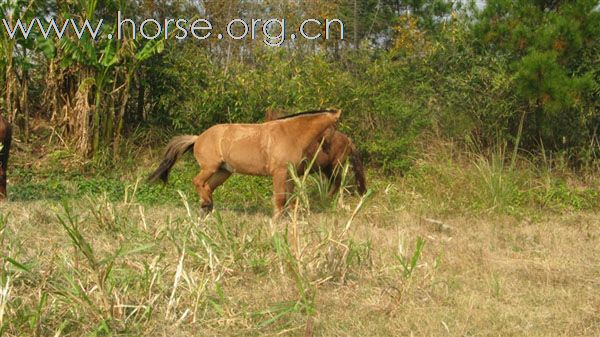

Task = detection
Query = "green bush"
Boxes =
[144,47,427,173]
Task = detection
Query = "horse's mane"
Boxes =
[275,109,339,120]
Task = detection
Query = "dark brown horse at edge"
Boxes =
[266,109,367,197]
[148,109,343,217]
[0,115,12,200]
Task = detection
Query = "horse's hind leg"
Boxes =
[192,167,218,212]
[205,169,231,208]
[193,168,231,213]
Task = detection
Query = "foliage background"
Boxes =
[0,0,598,171]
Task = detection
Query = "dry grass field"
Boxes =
[1,157,599,337]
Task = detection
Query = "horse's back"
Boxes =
[195,123,271,175]
[194,117,338,176]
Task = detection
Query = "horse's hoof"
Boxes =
[272,208,286,220]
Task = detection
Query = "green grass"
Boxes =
[401,142,599,216]
[10,142,599,218]
[9,156,273,212]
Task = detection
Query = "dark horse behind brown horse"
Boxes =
[0,115,12,200]
[148,109,343,216]
[266,109,367,197]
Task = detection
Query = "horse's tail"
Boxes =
[349,146,367,195]
[148,135,198,183]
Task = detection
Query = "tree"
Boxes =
[39,0,164,157]
[473,0,599,157]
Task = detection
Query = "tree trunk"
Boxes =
[113,82,130,158]
[19,76,29,143]
[5,55,16,124]
[135,71,145,121]
[92,90,101,155]
[354,0,359,48]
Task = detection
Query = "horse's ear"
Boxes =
[265,109,274,121]
[266,108,280,121]
[333,109,342,119]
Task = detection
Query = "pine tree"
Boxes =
[474,0,599,157]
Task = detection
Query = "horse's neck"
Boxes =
[283,115,333,146]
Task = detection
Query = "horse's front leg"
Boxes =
[271,169,289,218]
[328,172,342,197]
[327,154,347,197]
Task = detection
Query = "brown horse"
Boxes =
[266,109,366,196]
[0,115,12,200]
[148,109,342,216]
